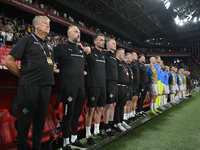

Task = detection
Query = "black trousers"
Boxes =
[17,85,51,150]
[61,89,85,138]
[114,86,129,124]
[137,82,148,112]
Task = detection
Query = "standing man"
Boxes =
[146,57,161,115]
[4,16,54,150]
[54,25,89,150]
[123,53,134,123]
[130,52,141,119]
[177,69,184,101]
[103,38,121,136]
[154,56,163,110]
[0,30,4,47]
[114,48,131,131]
[182,69,187,99]
[174,67,180,103]
[163,66,170,107]
[169,66,177,105]
[137,54,149,116]
[85,34,107,145]
[186,71,192,97]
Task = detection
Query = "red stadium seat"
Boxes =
[3,51,9,55]
[5,48,12,52]
[7,45,12,49]
[0,55,7,60]
[0,60,4,65]
[0,109,18,150]
[0,47,5,51]
[0,51,3,55]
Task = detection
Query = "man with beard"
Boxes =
[103,38,121,136]
[54,25,90,150]
[130,52,141,119]
[85,34,108,145]
[137,54,149,117]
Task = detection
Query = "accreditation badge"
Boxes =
[46,57,53,65]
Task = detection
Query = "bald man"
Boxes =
[146,57,162,115]
[54,25,90,150]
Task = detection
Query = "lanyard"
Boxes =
[121,61,129,76]
[126,63,133,78]
[31,34,51,57]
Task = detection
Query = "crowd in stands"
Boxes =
[20,0,136,48]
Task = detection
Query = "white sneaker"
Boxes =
[122,121,131,129]
[117,123,126,132]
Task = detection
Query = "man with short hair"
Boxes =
[186,71,192,97]
[85,34,107,145]
[103,38,121,136]
[114,48,131,131]
[177,69,184,101]
[154,56,164,111]
[123,53,133,123]
[174,67,180,103]
[130,52,141,119]
[163,66,170,107]
[54,25,90,150]
[4,15,54,150]
[137,54,149,117]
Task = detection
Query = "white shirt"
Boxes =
[1,31,6,39]
[6,33,13,41]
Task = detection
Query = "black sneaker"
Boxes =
[135,113,142,119]
[86,136,96,145]
[94,131,108,139]
[142,111,149,116]
[62,144,72,150]
[104,128,114,137]
[110,125,122,132]
[129,116,138,122]
[124,119,131,125]
[71,139,87,150]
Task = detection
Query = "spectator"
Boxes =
[0,27,6,39]
[5,21,12,31]
[12,32,20,47]
[0,30,4,47]
[40,2,44,9]
[34,0,39,7]
[5,29,13,45]
[29,0,32,4]
[62,12,67,19]
[0,19,4,28]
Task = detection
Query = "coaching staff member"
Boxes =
[103,38,121,136]
[85,34,107,145]
[114,48,130,132]
[130,52,141,118]
[137,54,149,117]
[4,16,54,150]
[54,26,90,150]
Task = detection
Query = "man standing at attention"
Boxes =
[4,16,54,150]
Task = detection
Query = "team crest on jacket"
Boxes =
[91,97,95,101]
[68,96,73,102]
[110,94,113,98]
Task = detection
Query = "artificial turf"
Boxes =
[101,91,200,150]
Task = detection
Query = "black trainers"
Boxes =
[104,128,114,137]
[110,125,122,132]
[86,136,96,145]
[94,131,108,139]
[71,139,87,150]
[129,116,138,122]
[124,119,131,125]
[142,111,148,116]
[62,144,72,150]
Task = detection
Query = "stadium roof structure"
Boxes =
[54,0,200,46]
